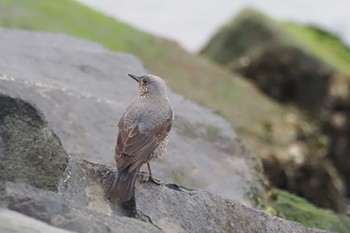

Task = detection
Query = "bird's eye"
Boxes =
[142,78,149,85]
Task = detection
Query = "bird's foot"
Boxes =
[138,171,163,185]
[148,176,163,186]
[138,171,150,183]
[138,171,148,176]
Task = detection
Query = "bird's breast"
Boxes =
[124,100,171,133]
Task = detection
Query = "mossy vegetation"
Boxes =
[200,8,289,65]
[202,7,350,77]
[283,23,350,76]
[0,0,151,51]
[271,189,350,233]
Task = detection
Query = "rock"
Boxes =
[321,74,350,202]
[2,182,162,233]
[0,150,328,233]
[0,27,265,207]
[201,8,333,113]
[0,135,5,194]
[0,95,68,191]
[0,28,330,232]
[200,8,284,66]
[0,208,74,233]
[0,95,161,233]
[235,45,332,113]
[264,155,346,212]
[59,159,328,233]
[200,8,348,212]
[0,157,328,233]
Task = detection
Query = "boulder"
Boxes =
[2,182,162,233]
[200,8,348,212]
[0,95,68,191]
[0,158,328,233]
[201,8,333,113]
[0,95,161,233]
[0,28,329,232]
[59,159,328,233]
[0,208,74,233]
[235,45,332,113]
[0,27,265,207]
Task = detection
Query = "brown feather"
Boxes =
[107,116,172,202]
[115,117,172,172]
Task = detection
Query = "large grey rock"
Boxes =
[2,182,162,233]
[0,157,327,233]
[0,95,68,191]
[57,159,327,233]
[0,83,326,232]
[0,28,264,206]
[0,95,161,233]
[0,208,74,233]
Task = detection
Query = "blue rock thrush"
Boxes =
[106,74,174,203]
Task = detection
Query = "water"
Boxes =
[76,0,350,52]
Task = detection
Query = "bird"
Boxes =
[106,73,174,203]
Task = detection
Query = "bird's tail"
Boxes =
[105,168,139,203]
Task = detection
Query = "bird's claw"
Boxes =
[138,171,150,183]
[148,176,163,186]
[138,171,163,185]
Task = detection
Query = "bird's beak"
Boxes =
[128,74,140,83]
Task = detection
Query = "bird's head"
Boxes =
[128,74,168,98]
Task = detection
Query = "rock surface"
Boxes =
[0,27,264,207]
[0,157,328,233]
[0,208,74,233]
[60,159,328,233]
[2,182,162,233]
[0,28,329,233]
[0,95,68,191]
[201,8,333,113]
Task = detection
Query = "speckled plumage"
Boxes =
[106,74,173,203]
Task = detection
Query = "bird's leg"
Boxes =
[138,170,149,183]
[147,162,163,185]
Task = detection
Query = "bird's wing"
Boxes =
[115,116,172,173]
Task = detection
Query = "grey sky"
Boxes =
[76,0,350,52]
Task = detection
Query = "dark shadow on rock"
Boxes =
[235,45,332,114]
[0,95,68,191]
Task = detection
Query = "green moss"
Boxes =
[0,0,151,52]
[202,7,350,78]
[201,8,288,65]
[271,189,350,233]
[283,23,350,76]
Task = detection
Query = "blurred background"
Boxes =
[76,0,350,52]
[1,0,350,231]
